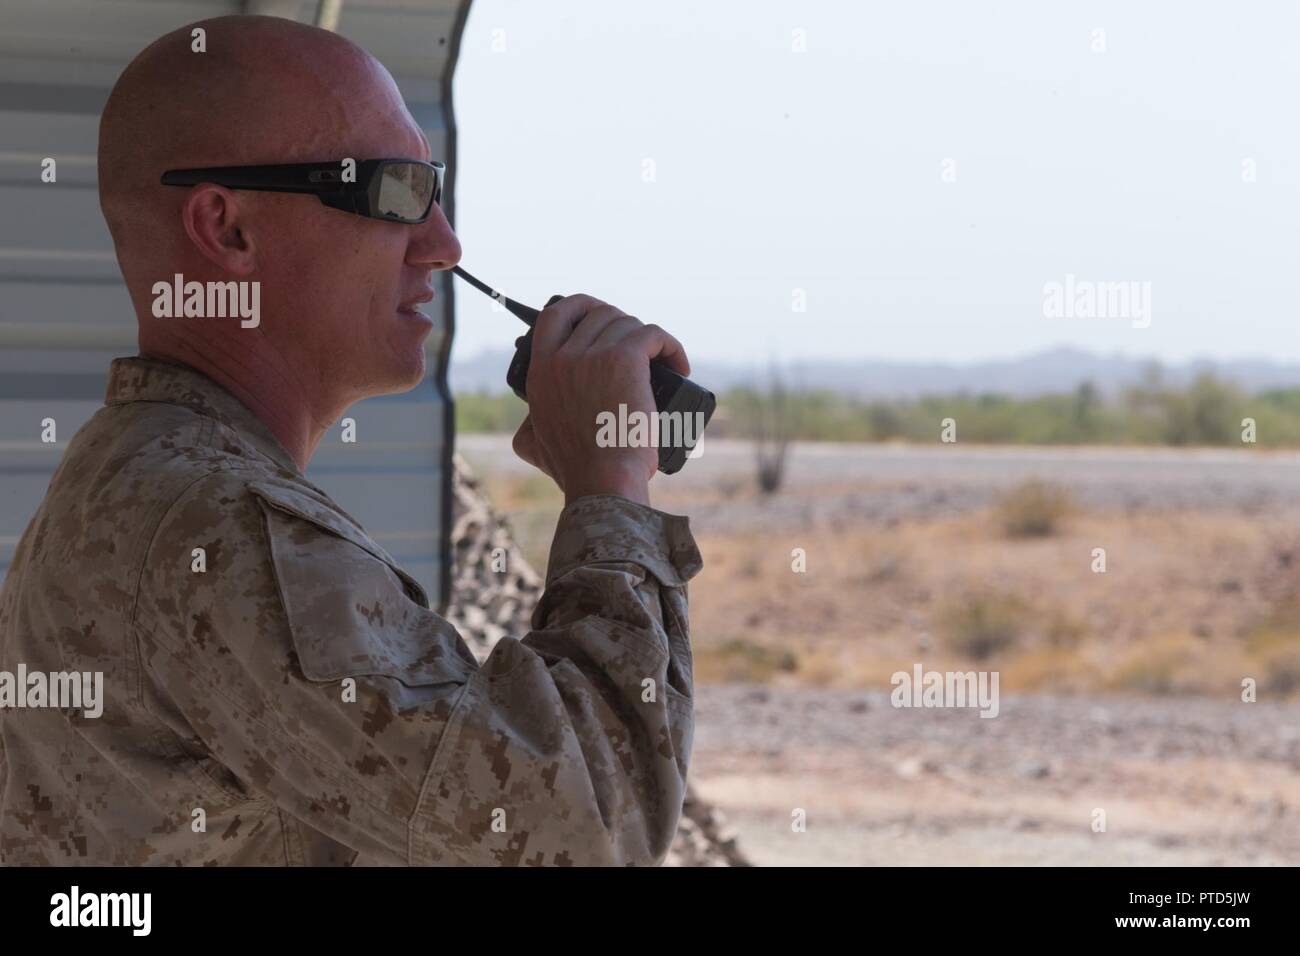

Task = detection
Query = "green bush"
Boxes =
[455,372,1300,448]
[455,391,527,435]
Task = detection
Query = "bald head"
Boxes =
[99,15,404,249]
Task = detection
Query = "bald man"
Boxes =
[0,16,700,866]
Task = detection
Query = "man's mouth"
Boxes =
[398,289,435,319]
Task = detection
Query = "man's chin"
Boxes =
[381,349,427,395]
[353,347,427,400]
[385,312,433,391]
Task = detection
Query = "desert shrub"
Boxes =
[1000,646,1094,691]
[694,638,798,683]
[938,591,1026,660]
[1044,611,1087,649]
[1104,634,1202,695]
[1260,643,1300,696]
[752,373,793,495]
[996,478,1072,538]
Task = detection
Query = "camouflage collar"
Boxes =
[105,355,301,474]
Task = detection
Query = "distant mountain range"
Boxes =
[449,346,1300,399]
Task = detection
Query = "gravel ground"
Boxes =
[689,684,1300,866]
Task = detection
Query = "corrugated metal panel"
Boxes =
[0,0,470,611]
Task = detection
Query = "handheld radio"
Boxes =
[451,266,715,475]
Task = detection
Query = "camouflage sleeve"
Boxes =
[133,472,701,866]
[433,493,702,865]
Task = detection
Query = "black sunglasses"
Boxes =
[160,158,445,224]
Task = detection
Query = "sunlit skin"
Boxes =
[99,15,687,503]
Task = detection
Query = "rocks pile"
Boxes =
[444,454,749,867]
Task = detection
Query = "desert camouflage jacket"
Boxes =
[0,355,700,865]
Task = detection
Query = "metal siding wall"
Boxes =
[0,0,469,611]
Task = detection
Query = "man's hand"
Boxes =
[511,294,690,506]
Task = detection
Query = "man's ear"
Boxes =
[178,184,257,276]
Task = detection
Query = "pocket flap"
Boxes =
[249,479,428,608]
[251,480,476,695]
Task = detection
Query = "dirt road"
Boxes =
[459,436,1300,536]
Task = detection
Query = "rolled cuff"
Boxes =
[545,494,702,588]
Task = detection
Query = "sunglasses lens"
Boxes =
[377,162,436,221]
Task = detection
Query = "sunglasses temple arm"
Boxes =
[451,266,540,327]
[160,171,329,193]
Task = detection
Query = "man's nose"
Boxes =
[408,203,462,270]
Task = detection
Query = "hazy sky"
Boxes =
[451,0,1300,366]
